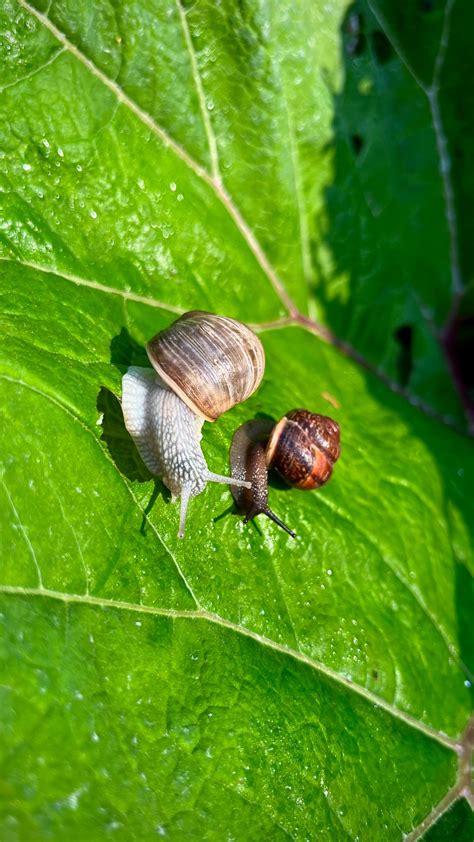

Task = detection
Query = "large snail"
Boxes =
[121,311,265,538]
[230,410,341,537]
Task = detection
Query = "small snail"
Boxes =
[122,311,265,538]
[230,410,341,536]
[230,420,296,537]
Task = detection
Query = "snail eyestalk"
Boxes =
[178,485,192,539]
[206,472,251,489]
[262,508,296,539]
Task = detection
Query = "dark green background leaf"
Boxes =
[424,798,474,842]
[0,0,472,838]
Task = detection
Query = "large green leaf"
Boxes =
[0,0,472,839]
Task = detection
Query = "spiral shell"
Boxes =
[266,409,341,489]
[146,311,265,422]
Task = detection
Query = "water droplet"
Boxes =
[57,147,64,158]
[90,210,97,219]
[206,99,214,111]
[22,163,32,172]
[169,182,176,192]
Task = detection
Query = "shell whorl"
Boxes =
[266,410,341,490]
[146,311,265,421]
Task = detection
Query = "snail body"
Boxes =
[230,410,341,537]
[230,420,296,538]
[122,311,265,538]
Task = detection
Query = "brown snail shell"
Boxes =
[146,311,265,422]
[266,409,341,489]
[230,420,296,538]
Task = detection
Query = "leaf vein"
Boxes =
[175,0,220,181]
[0,583,460,752]
[0,46,65,93]
[0,478,44,589]
[0,256,185,314]
[15,0,294,313]
[315,493,460,669]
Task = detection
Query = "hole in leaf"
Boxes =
[444,315,474,410]
[371,30,393,65]
[350,133,364,154]
[394,325,414,388]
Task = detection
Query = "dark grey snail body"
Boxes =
[122,311,265,538]
[230,420,296,537]
[230,410,341,537]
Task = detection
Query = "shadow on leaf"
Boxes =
[97,327,171,532]
[322,1,474,688]
[110,326,149,372]
[96,385,151,484]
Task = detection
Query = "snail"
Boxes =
[230,410,341,537]
[121,311,265,538]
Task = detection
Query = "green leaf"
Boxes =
[424,799,474,842]
[0,0,472,839]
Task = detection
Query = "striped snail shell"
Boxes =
[146,310,265,422]
[122,311,265,538]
